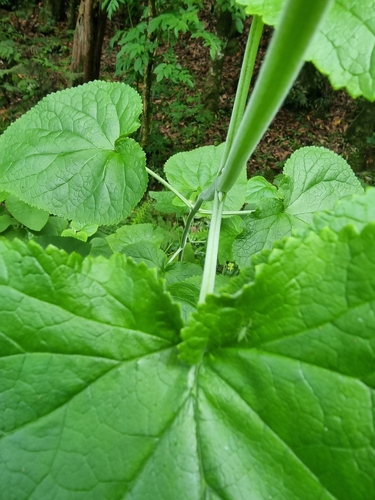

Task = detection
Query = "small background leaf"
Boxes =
[0,215,14,233]
[5,194,49,231]
[107,223,166,252]
[164,143,247,212]
[233,147,363,267]
[281,147,362,223]
[245,175,279,204]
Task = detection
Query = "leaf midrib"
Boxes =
[204,361,340,500]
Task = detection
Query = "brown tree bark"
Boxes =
[43,0,67,23]
[68,0,80,30]
[70,0,107,85]
[202,7,239,113]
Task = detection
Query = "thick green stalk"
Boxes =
[198,17,263,301]
[197,15,264,205]
[199,0,334,304]
[216,0,335,194]
[198,191,225,303]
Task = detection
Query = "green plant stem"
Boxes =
[145,166,254,216]
[179,198,203,260]
[198,191,225,303]
[145,167,193,207]
[167,247,183,264]
[198,0,334,304]
[216,0,335,194]
[201,209,254,215]
[197,18,263,302]
[217,15,264,176]
[147,18,263,236]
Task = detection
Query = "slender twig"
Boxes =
[146,167,254,216]
[146,167,193,207]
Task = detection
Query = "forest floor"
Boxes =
[0,5,368,184]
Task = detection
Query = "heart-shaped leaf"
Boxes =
[164,143,247,212]
[233,147,362,267]
[0,81,147,225]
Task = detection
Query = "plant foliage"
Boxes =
[1,191,375,498]
[237,0,375,99]
[0,0,374,498]
[0,81,147,225]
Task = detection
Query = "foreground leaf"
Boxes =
[0,81,147,225]
[1,222,374,498]
[181,223,375,498]
[311,187,375,233]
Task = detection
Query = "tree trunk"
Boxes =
[202,7,239,113]
[68,0,80,30]
[140,0,156,149]
[43,0,66,22]
[346,100,375,172]
[70,0,107,85]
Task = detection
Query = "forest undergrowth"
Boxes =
[0,3,370,183]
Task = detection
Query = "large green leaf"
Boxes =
[180,223,375,498]
[164,143,247,212]
[1,213,375,498]
[0,81,147,225]
[237,0,375,100]
[233,147,362,267]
